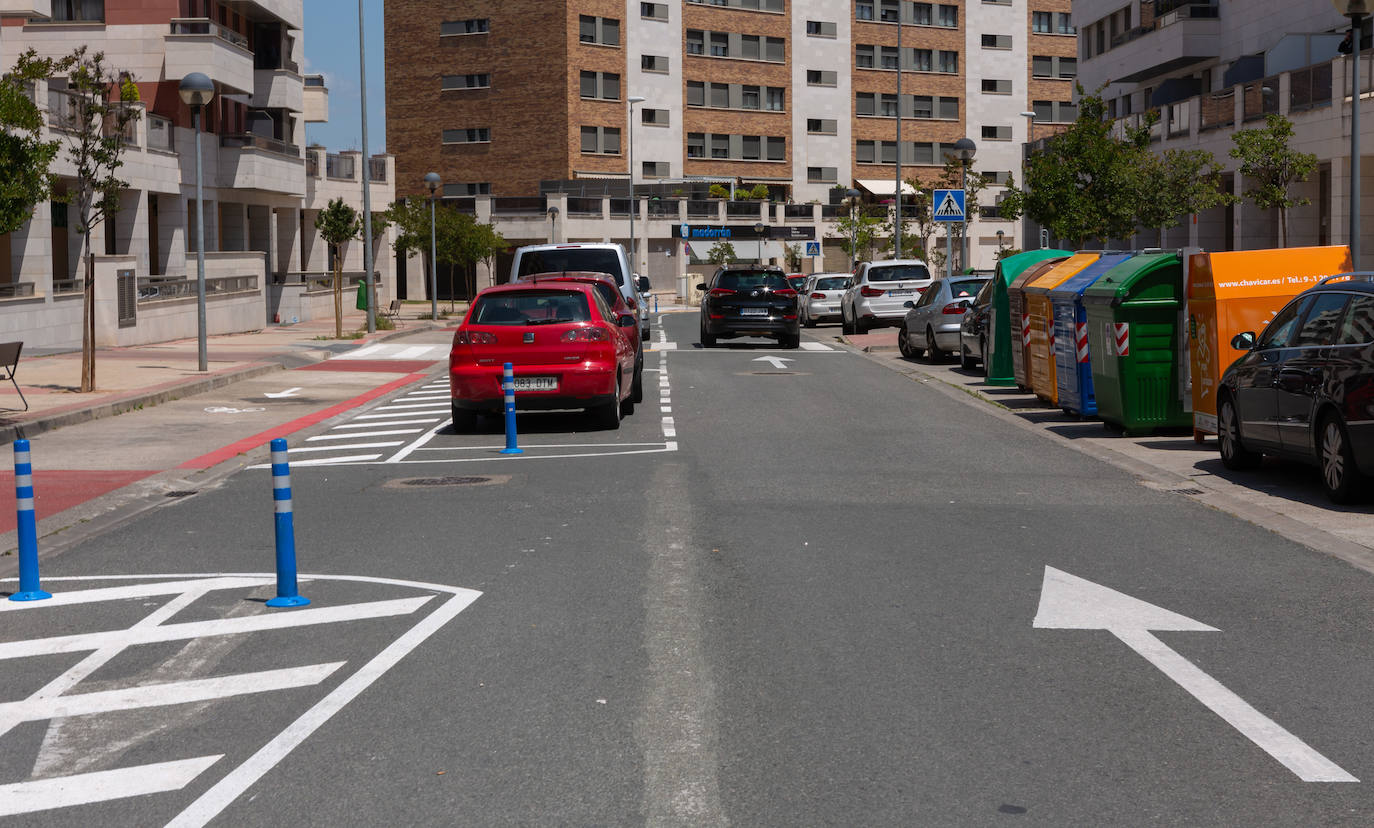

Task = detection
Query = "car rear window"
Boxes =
[815,277,850,290]
[868,265,930,282]
[517,249,623,285]
[949,278,987,298]
[715,271,789,291]
[471,290,591,325]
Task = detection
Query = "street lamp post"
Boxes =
[357,0,376,333]
[179,73,214,372]
[952,137,976,276]
[627,95,646,277]
[1020,110,1037,250]
[1336,1,1369,267]
[547,205,559,243]
[425,172,440,322]
[845,187,861,270]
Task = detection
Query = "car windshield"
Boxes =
[815,277,850,290]
[788,276,807,291]
[715,271,790,291]
[949,278,988,298]
[517,249,623,285]
[868,265,930,282]
[471,290,591,325]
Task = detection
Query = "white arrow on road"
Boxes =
[1034,566,1357,782]
[752,355,794,370]
[263,387,302,399]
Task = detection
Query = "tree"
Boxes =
[314,197,361,337]
[453,217,505,307]
[748,183,769,200]
[1229,113,1318,247]
[706,240,736,265]
[51,47,140,393]
[0,50,73,235]
[828,205,884,262]
[782,242,803,272]
[1135,147,1234,246]
[469,221,507,299]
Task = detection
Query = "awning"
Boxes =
[1222,54,1265,88]
[572,171,630,180]
[1149,76,1202,108]
[855,179,919,196]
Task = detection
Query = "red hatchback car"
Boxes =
[449,282,639,431]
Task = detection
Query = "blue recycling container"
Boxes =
[1049,253,1134,416]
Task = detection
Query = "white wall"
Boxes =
[626,0,684,186]
[791,0,852,202]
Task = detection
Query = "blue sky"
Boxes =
[301,0,386,154]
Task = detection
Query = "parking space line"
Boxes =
[0,576,273,612]
[0,756,224,817]
[288,441,405,454]
[355,412,443,420]
[413,441,667,451]
[374,402,451,411]
[307,429,421,441]
[283,454,383,466]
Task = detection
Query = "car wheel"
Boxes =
[980,336,989,375]
[641,327,650,342]
[779,333,800,349]
[596,375,623,430]
[700,320,716,348]
[1319,414,1364,504]
[842,306,855,336]
[926,327,946,361]
[897,325,915,359]
[1218,395,1261,471]
[803,309,817,328]
[630,356,644,404]
[960,343,976,370]
[451,404,477,433]
[854,314,869,335]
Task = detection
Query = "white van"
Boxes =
[510,243,650,341]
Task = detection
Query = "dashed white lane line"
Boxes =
[306,430,422,442]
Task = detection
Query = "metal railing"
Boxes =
[45,88,77,129]
[687,199,718,218]
[52,279,82,295]
[275,271,370,290]
[0,283,36,298]
[491,197,545,214]
[608,198,632,217]
[305,151,319,177]
[137,275,258,302]
[784,204,814,220]
[304,75,326,87]
[326,153,355,179]
[647,199,680,217]
[567,197,602,215]
[221,133,300,157]
[819,205,845,218]
[367,157,387,183]
[726,201,763,218]
[169,18,251,51]
[147,114,174,152]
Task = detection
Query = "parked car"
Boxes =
[450,281,639,431]
[799,273,852,326]
[635,274,653,328]
[697,264,801,348]
[508,270,644,404]
[786,274,808,293]
[898,276,989,361]
[509,242,650,342]
[1217,274,1374,503]
[841,259,933,335]
[958,276,998,372]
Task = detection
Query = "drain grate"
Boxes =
[165,490,198,498]
[1170,487,1205,495]
[400,476,492,487]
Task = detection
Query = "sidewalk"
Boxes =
[0,303,452,445]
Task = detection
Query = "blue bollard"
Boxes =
[266,438,309,608]
[9,439,50,602]
[653,295,659,313]
[500,362,522,455]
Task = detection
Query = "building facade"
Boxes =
[0,0,395,352]
[1074,0,1358,260]
[385,0,1077,285]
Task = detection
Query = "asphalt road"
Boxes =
[6,313,1374,825]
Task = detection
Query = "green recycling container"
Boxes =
[1081,251,1191,435]
[356,278,369,310]
[985,249,1072,386]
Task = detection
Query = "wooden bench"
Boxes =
[0,341,26,411]
[382,299,404,326]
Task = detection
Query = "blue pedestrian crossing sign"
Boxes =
[933,189,966,222]
[805,241,821,257]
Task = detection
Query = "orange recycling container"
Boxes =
[1186,245,1353,439]
[1008,258,1065,391]
[1024,253,1100,404]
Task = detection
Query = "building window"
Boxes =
[687,81,704,107]
[939,96,959,119]
[687,133,705,158]
[580,126,621,154]
[440,18,488,36]
[807,118,837,134]
[686,0,784,8]
[442,128,490,144]
[880,46,899,69]
[444,182,491,196]
[711,134,730,158]
[643,161,670,177]
[579,71,620,100]
[857,92,875,116]
[981,34,1012,49]
[741,85,761,109]
[686,30,705,55]
[640,2,668,20]
[911,95,933,118]
[936,4,958,27]
[912,49,932,71]
[767,136,785,161]
[857,141,875,163]
[879,0,899,22]
[1032,11,1052,33]
[642,108,669,125]
[912,3,933,24]
[937,50,958,73]
[1033,56,1076,78]
[981,125,1012,140]
[1035,100,1078,123]
[806,20,837,37]
[879,93,898,117]
[807,70,837,86]
[981,79,1012,94]
[641,54,669,73]
[765,86,785,110]
[710,83,729,108]
[441,73,490,90]
[742,135,761,160]
[765,37,785,62]
[857,1,874,21]
[856,45,875,68]
[808,166,838,183]
[710,32,729,56]
[1056,12,1076,34]
[579,15,620,46]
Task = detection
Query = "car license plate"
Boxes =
[889,289,914,296]
[513,376,557,391]
[740,307,767,316]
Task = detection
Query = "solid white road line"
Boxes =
[0,663,343,723]
[307,429,421,441]
[0,597,431,661]
[414,442,669,451]
[275,454,383,467]
[374,402,452,411]
[354,412,444,421]
[332,418,439,429]
[385,417,450,464]
[800,341,834,351]
[288,442,405,454]
[0,577,273,613]
[166,590,481,828]
[0,756,223,817]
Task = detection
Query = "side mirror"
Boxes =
[696,283,707,291]
[617,314,637,327]
[903,300,915,309]
[1230,331,1256,350]
[635,275,651,293]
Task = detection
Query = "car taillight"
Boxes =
[773,288,797,297]
[454,330,497,345]
[709,288,736,296]
[860,286,885,297]
[916,286,928,294]
[810,292,825,299]
[942,303,967,314]
[560,327,610,342]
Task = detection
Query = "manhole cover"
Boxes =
[165,490,198,498]
[385,474,510,489]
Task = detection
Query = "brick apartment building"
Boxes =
[385,0,1076,284]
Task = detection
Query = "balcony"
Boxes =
[236,0,303,29]
[1108,5,1221,84]
[218,134,304,196]
[165,18,254,94]
[252,68,303,113]
[0,0,48,15]
[303,74,328,123]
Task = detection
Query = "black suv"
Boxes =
[1217,273,1374,503]
[697,265,801,348]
